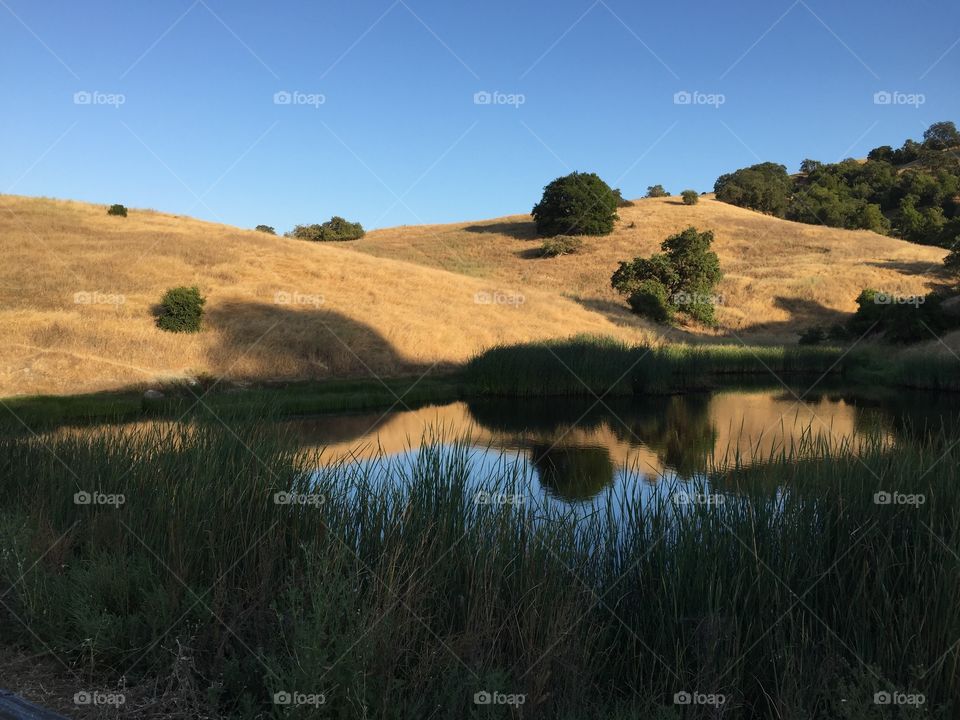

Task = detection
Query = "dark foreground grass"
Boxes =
[1,419,959,718]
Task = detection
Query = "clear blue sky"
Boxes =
[2,0,958,230]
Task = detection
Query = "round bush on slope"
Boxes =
[532,172,619,237]
[156,286,206,333]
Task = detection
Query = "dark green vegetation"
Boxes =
[539,234,583,257]
[465,336,960,395]
[714,121,960,247]
[645,184,670,198]
[155,285,206,333]
[612,227,722,325]
[466,336,843,396]
[532,171,619,237]
[0,375,464,428]
[846,288,960,343]
[680,189,699,205]
[2,413,960,717]
[290,216,365,242]
[255,224,276,234]
[106,203,127,217]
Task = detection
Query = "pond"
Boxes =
[280,385,959,507]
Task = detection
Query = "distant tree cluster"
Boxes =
[714,121,960,247]
[291,216,365,242]
[645,185,670,198]
[611,226,722,325]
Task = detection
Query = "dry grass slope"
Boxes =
[0,195,650,396]
[0,193,950,397]
[354,195,950,341]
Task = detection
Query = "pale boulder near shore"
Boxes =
[0,192,949,397]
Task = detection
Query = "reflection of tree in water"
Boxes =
[466,395,718,482]
[612,395,717,478]
[528,444,615,502]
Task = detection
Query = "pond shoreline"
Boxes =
[3,338,957,427]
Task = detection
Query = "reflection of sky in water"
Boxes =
[314,441,728,516]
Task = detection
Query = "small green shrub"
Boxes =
[645,185,670,198]
[540,235,584,257]
[532,171,619,237]
[107,204,127,217]
[626,279,673,322]
[681,190,699,205]
[612,227,722,325]
[255,225,276,234]
[291,216,365,242]
[156,286,205,333]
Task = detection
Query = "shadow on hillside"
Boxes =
[204,301,422,382]
[573,295,853,344]
[463,221,538,240]
[516,247,547,260]
[864,259,945,277]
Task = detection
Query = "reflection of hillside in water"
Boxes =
[291,389,895,486]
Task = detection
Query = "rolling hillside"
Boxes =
[0,193,950,397]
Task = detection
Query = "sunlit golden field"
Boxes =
[0,192,950,397]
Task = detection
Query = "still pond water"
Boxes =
[282,386,958,508]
